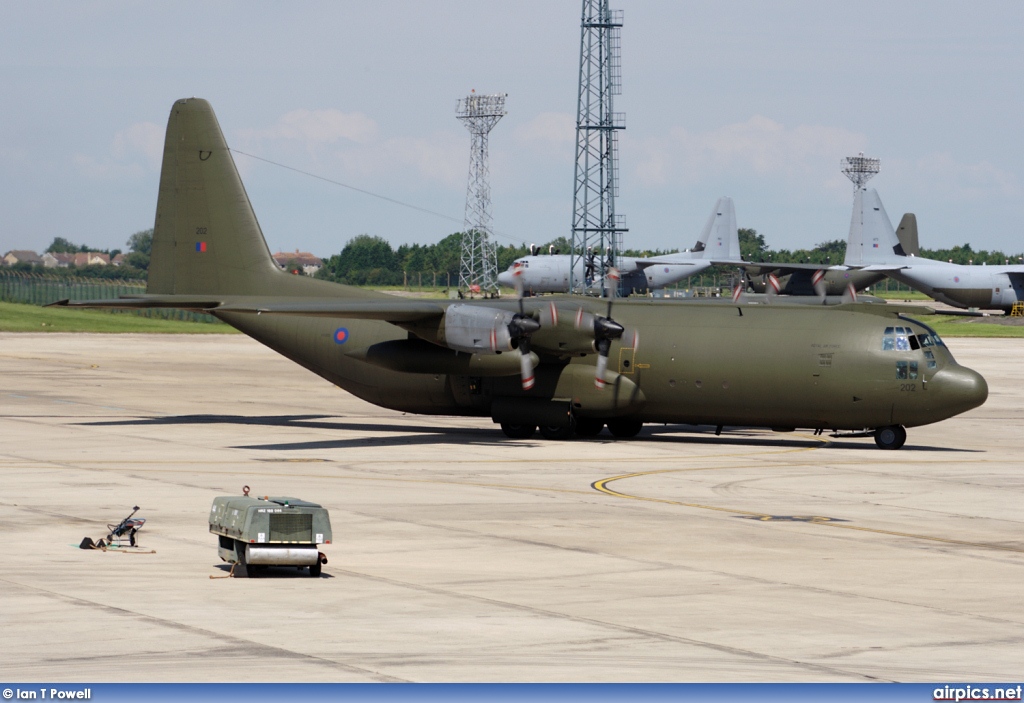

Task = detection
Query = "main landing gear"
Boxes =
[500,417,643,441]
[874,424,907,450]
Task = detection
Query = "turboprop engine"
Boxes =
[439,304,542,389]
[440,304,518,353]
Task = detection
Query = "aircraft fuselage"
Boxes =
[887,258,1024,311]
[218,297,986,433]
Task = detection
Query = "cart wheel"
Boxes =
[310,559,322,577]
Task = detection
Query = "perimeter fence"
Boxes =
[0,271,219,324]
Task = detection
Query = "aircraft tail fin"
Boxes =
[896,213,919,257]
[691,197,738,259]
[147,98,331,298]
[843,188,903,266]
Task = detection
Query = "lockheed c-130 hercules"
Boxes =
[52,99,988,450]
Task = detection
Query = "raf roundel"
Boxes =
[334,328,349,345]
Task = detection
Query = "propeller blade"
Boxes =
[538,301,559,327]
[594,342,610,390]
[512,263,525,298]
[731,283,744,304]
[604,267,621,298]
[623,328,640,353]
[811,269,827,302]
[575,306,594,331]
[519,344,535,390]
[766,274,781,303]
[842,282,858,304]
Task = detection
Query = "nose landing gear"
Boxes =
[874,425,907,450]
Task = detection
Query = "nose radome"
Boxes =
[933,364,988,414]
[497,270,513,287]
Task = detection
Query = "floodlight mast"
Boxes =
[456,92,507,297]
[841,152,881,193]
[570,0,627,296]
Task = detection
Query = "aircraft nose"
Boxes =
[931,364,988,415]
[497,270,513,288]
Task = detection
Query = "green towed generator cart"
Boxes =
[209,495,332,577]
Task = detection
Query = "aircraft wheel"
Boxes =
[501,423,536,439]
[574,418,605,438]
[874,425,907,450]
[539,418,576,441]
[606,418,643,438]
[310,559,322,578]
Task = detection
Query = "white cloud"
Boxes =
[113,122,163,169]
[238,108,465,189]
[889,153,1020,202]
[513,112,575,147]
[74,121,163,180]
[241,109,378,146]
[631,115,867,190]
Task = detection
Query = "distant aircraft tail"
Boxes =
[147,98,330,298]
[691,197,739,259]
[843,188,904,266]
[896,213,919,256]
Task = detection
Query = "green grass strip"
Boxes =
[0,301,237,334]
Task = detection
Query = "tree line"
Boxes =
[9,228,1023,285]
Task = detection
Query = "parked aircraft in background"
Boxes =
[497,197,742,295]
[730,189,919,300]
[846,191,1024,313]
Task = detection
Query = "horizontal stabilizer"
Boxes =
[46,296,223,310]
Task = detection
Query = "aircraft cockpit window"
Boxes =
[909,335,921,351]
[895,328,910,351]
[883,327,912,351]
[917,334,934,348]
[896,361,919,380]
[924,350,937,369]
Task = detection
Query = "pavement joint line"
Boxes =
[328,565,887,682]
[592,467,1024,555]
[0,576,407,682]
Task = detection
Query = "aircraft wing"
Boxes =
[853,264,909,272]
[713,261,848,275]
[631,259,704,269]
[48,296,446,322]
[211,300,445,321]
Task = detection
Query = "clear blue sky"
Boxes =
[2,1,1022,257]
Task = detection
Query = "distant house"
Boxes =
[3,250,43,266]
[272,249,323,276]
[42,252,75,268]
[72,252,110,267]
[111,253,126,266]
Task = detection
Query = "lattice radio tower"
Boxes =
[456,91,506,296]
[841,152,881,194]
[569,0,626,294]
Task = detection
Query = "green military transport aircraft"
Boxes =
[51,99,988,450]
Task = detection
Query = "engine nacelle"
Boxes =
[440,304,514,354]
